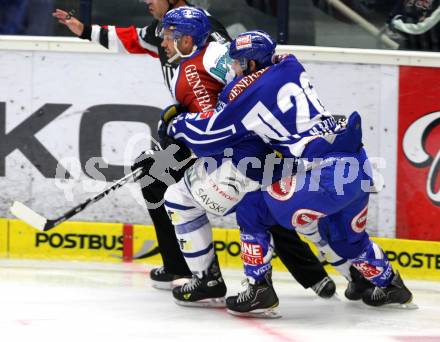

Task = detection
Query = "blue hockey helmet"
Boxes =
[229,30,277,69]
[161,6,211,47]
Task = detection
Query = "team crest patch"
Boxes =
[241,241,263,265]
[353,262,381,279]
[236,35,252,50]
[291,209,324,228]
[267,176,296,201]
[351,205,368,233]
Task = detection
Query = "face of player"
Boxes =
[160,28,178,58]
[234,59,257,76]
[232,60,244,77]
[160,29,194,58]
[144,0,170,20]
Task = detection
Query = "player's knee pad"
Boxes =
[352,240,394,287]
[241,230,274,282]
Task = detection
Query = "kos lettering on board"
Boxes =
[0,103,161,181]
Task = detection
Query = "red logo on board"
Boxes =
[397,66,440,240]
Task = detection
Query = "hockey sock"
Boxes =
[241,231,274,282]
[173,213,215,277]
[352,241,394,287]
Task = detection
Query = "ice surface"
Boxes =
[0,260,439,342]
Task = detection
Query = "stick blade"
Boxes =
[10,201,47,231]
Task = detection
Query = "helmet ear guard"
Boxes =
[237,57,248,72]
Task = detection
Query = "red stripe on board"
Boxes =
[123,224,133,262]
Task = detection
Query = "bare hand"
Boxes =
[52,9,85,36]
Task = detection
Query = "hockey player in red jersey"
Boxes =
[158,9,234,112]
[52,1,231,287]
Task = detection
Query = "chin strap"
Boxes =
[172,39,198,60]
[167,53,180,64]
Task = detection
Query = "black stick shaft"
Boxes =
[44,167,144,231]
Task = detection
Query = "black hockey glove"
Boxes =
[161,103,186,125]
[157,103,186,148]
[131,149,157,180]
[158,119,192,163]
[157,104,192,162]
[131,141,191,183]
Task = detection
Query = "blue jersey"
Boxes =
[168,55,339,160]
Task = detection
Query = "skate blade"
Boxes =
[365,297,419,310]
[174,297,226,308]
[227,308,281,319]
[383,301,419,310]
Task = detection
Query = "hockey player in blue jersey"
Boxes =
[165,30,415,315]
[162,30,368,314]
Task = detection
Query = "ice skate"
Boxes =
[150,266,191,290]
[362,271,418,309]
[344,266,375,301]
[311,276,336,298]
[226,272,280,318]
[172,256,227,307]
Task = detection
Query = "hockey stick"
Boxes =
[10,167,145,232]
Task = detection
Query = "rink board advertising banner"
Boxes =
[3,220,440,280]
[7,220,161,265]
[0,48,439,241]
[396,66,440,241]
